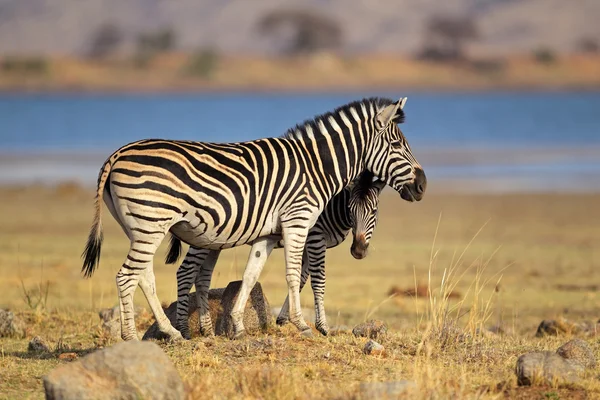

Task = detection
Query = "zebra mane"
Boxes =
[281,97,404,141]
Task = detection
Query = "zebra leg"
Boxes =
[308,240,329,336]
[230,237,276,339]
[139,263,184,342]
[176,247,210,340]
[276,250,310,326]
[282,226,312,336]
[194,250,221,337]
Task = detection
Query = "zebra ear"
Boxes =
[376,97,407,128]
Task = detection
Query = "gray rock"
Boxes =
[28,336,51,353]
[144,283,273,340]
[363,340,385,356]
[43,341,185,400]
[216,281,273,338]
[0,309,24,338]
[359,381,417,398]
[143,288,225,340]
[557,339,596,369]
[98,305,143,340]
[352,320,388,339]
[516,351,584,386]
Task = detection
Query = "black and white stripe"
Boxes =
[81,96,426,341]
[171,171,385,338]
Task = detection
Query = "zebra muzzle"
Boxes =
[351,234,369,260]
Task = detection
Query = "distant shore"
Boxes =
[1,53,599,93]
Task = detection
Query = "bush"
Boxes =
[532,48,557,64]
[1,56,49,74]
[184,49,219,79]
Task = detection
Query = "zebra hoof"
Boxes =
[166,330,185,343]
[232,330,246,340]
[317,326,330,336]
[300,328,314,338]
[276,317,290,326]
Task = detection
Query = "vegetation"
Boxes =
[86,23,123,60]
[418,15,479,62]
[1,185,599,398]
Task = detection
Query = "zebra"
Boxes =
[81,96,427,341]
[169,170,385,339]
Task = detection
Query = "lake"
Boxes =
[1,91,599,192]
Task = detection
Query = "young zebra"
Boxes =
[81,97,427,341]
[169,170,385,338]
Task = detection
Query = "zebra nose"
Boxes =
[351,234,369,260]
[415,168,427,195]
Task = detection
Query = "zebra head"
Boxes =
[366,97,427,202]
[348,171,386,260]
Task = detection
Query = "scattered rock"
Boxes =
[363,340,385,356]
[98,305,144,340]
[0,309,24,338]
[28,336,51,353]
[359,381,417,398]
[57,353,78,362]
[557,339,596,369]
[515,351,583,386]
[143,282,273,340]
[352,320,388,339]
[535,318,579,337]
[43,341,185,400]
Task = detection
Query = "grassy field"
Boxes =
[1,184,599,399]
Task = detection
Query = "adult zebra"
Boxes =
[169,170,385,339]
[81,96,426,341]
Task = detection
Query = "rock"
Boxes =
[557,339,596,369]
[217,281,273,337]
[515,351,584,386]
[143,283,273,340]
[28,336,51,353]
[352,320,388,339]
[43,341,185,400]
[535,318,578,337]
[0,309,24,338]
[98,305,143,340]
[143,288,224,340]
[359,381,417,398]
[363,340,385,356]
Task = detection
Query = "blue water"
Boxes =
[1,91,599,191]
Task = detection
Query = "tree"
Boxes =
[87,23,123,59]
[257,9,342,56]
[418,16,478,62]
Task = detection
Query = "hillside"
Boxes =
[0,0,598,57]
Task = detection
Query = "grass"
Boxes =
[1,184,600,398]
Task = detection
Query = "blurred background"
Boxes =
[0,0,599,190]
[0,1,598,320]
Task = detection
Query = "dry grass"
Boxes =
[1,185,600,399]
[0,53,599,93]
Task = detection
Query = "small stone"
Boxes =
[98,305,143,340]
[352,320,388,339]
[516,351,583,386]
[0,309,25,338]
[535,318,578,337]
[359,381,417,398]
[43,341,185,400]
[28,336,51,353]
[557,339,596,369]
[58,352,78,361]
[363,340,385,356]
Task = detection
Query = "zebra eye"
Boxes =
[391,140,403,148]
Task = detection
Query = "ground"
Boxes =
[0,185,599,399]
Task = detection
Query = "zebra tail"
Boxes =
[81,160,111,278]
[165,235,182,264]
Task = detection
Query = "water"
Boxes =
[1,91,599,192]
